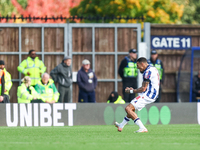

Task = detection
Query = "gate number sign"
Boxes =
[151,36,191,49]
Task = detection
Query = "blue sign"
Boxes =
[151,36,191,49]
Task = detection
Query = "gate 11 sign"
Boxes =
[151,36,191,49]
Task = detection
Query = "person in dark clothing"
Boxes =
[107,91,125,104]
[0,67,9,103]
[192,70,200,102]
[147,50,165,103]
[50,56,72,103]
[77,59,97,103]
[118,49,138,103]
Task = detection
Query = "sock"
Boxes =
[134,118,146,129]
[120,116,130,128]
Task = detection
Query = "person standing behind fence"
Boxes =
[50,56,72,103]
[17,76,42,103]
[107,91,125,104]
[0,60,12,102]
[35,73,59,103]
[17,49,46,87]
[147,50,165,102]
[0,67,9,103]
[77,59,97,103]
[118,49,138,103]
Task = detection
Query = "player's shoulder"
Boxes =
[143,65,151,75]
[144,65,157,74]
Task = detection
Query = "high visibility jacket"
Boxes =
[35,79,59,103]
[107,96,126,104]
[17,83,41,103]
[17,57,46,86]
[0,69,5,96]
[148,59,163,80]
[3,68,12,96]
[123,57,138,77]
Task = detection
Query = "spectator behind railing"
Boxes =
[77,59,97,103]
[50,56,72,103]
[0,60,11,103]
[17,76,43,103]
[35,73,59,103]
[107,91,125,104]
[17,49,46,87]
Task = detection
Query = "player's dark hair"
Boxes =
[29,49,35,55]
[137,57,147,63]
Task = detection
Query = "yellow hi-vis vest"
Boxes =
[17,83,41,103]
[123,57,138,77]
[3,68,12,96]
[107,95,125,104]
[34,79,59,103]
[148,59,163,80]
[17,57,46,86]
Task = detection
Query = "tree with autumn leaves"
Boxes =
[70,0,184,24]
[0,0,81,23]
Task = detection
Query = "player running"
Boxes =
[115,57,160,133]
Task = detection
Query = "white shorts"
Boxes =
[130,93,155,111]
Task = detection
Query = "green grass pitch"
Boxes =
[0,124,199,150]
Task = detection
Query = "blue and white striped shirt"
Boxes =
[142,65,160,100]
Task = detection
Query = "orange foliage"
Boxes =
[11,0,82,23]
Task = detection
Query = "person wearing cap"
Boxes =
[0,60,12,102]
[77,59,97,103]
[17,76,43,103]
[50,56,72,103]
[118,49,138,103]
[35,73,60,103]
[17,49,46,87]
[147,50,165,102]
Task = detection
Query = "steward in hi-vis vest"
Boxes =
[17,76,42,103]
[147,50,165,103]
[0,60,10,103]
[118,49,138,103]
[17,50,46,86]
[4,68,12,96]
[107,91,125,104]
[35,73,59,103]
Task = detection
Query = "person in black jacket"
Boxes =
[192,70,200,102]
[118,49,138,103]
[50,56,72,103]
[77,59,97,103]
[0,64,9,103]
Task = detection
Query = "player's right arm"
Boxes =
[125,80,149,94]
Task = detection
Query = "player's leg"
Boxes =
[126,103,147,133]
[115,95,148,132]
